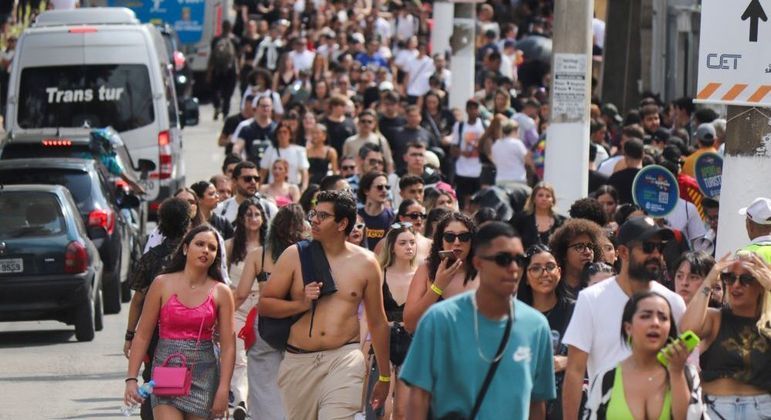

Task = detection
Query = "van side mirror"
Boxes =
[119,194,141,209]
[137,159,156,179]
[182,97,199,127]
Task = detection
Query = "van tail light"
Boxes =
[65,241,89,274]
[159,130,172,180]
[88,209,115,235]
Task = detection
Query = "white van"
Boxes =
[4,7,196,211]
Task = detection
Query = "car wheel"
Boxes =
[94,287,104,332]
[103,263,122,315]
[75,295,96,342]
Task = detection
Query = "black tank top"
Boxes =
[308,147,332,185]
[700,308,771,392]
[382,269,405,323]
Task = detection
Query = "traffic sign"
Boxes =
[697,0,771,106]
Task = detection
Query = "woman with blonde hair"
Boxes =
[512,182,566,249]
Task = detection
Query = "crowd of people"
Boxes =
[115,0,771,419]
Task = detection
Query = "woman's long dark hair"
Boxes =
[517,244,567,305]
[174,187,205,228]
[162,225,225,283]
[267,204,307,262]
[620,291,678,347]
[427,212,477,285]
[231,199,267,266]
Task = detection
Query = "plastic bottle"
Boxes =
[120,380,155,416]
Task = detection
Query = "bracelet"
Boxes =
[430,283,443,296]
[125,377,138,383]
[701,286,712,297]
[125,331,135,341]
[378,375,391,383]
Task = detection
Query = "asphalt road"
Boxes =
[0,103,226,419]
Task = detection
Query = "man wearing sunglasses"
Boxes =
[401,222,555,419]
[259,191,391,419]
[215,161,277,225]
[342,109,394,173]
[561,216,686,419]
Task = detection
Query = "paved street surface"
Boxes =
[0,104,226,419]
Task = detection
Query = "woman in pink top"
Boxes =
[125,225,236,419]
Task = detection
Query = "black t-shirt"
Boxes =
[240,36,262,62]
[358,207,395,250]
[588,170,609,195]
[322,117,357,155]
[607,167,640,204]
[379,114,407,151]
[238,120,278,162]
[221,113,246,136]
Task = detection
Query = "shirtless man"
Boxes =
[259,190,391,419]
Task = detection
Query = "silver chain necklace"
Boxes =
[472,294,514,363]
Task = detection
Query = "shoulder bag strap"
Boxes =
[469,312,512,419]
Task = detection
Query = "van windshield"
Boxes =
[18,64,155,132]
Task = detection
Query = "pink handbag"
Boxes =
[152,353,193,396]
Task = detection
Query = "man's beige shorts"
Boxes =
[277,343,366,420]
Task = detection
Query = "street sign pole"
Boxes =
[696,0,771,254]
[543,0,593,211]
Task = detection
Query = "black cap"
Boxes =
[616,216,674,246]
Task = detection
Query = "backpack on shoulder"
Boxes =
[211,36,236,71]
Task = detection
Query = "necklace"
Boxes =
[472,294,514,363]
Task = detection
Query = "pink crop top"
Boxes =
[159,288,218,340]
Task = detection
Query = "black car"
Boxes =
[0,184,103,341]
[0,158,137,315]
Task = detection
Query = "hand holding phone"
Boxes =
[657,330,700,367]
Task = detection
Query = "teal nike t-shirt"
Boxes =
[400,292,556,418]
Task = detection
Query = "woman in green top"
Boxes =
[584,292,707,419]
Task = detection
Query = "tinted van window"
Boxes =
[0,169,93,212]
[0,192,65,238]
[18,64,155,132]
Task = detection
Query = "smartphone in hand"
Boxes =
[657,330,700,367]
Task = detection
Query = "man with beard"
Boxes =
[560,216,686,419]
[215,161,278,223]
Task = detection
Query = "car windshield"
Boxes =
[0,169,93,212]
[0,192,65,238]
[17,64,155,132]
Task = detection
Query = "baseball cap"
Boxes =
[739,197,771,225]
[651,128,670,144]
[696,123,716,143]
[378,81,394,92]
[602,103,623,124]
[617,216,675,246]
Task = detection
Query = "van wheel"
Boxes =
[103,264,122,314]
[94,287,104,332]
[75,296,95,342]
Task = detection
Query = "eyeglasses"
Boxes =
[240,175,260,183]
[353,223,365,230]
[443,232,472,243]
[374,184,390,191]
[359,119,375,124]
[480,252,527,268]
[391,222,413,230]
[368,159,385,166]
[568,242,594,253]
[341,165,357,171]
[720,272,756,287]
[405,212,427,220]
[639,241,667,254]
[307,209,334,222]
[527,263,559,277]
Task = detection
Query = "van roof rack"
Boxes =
[33,7,139,27]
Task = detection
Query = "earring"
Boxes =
[627,335,632,346]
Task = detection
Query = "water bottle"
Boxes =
[120,380,155,416]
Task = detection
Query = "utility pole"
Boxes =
[716,106,771,255]
[543,0,594,210]
[431,0,453,59]
[447,1,476,111]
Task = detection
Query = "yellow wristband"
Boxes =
[430,283,443,296]
[378,375,391,383]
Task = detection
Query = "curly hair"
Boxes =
[427,212,477,285]
[267,203,307,262]
[231,199,268,265]
[157,197,191,240]
[568,198,608,226]
[162,225,225,283]
[548,218,603,272]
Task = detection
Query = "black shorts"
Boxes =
[454,175,480,200]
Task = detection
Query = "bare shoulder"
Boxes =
[348,243,378,266]
[213,281,234,299]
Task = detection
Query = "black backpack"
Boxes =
[211,36,236,70]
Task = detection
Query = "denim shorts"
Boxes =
[705,394,771,420]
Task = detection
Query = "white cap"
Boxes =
[739,197,771,225]
[378,81,394,92]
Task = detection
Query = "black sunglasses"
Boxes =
[405,212,427,220]
[240,175,260,183]
[341,165,357,171]
[443,232,472,243]
[375,184,390,191]
[480,252,527,268]
[639,241,667,254]
[720,272,756,287]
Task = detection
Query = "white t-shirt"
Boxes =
[405,55,435,97]
[289,50,315,72]
[240,88,283,116]
[215,195,278,225]
[596,155,622,177]
[452,119,486,178]
[491,136,527,183]
[665,199,708,244]
[593,18,606,49]
[562,277,686,380]
[392,13,418,42]
[394,49,417,71]
[259,144,310,185]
